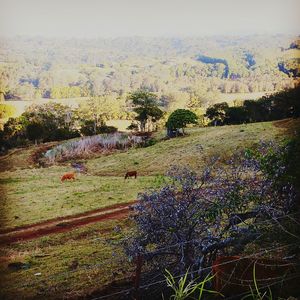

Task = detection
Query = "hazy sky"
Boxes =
[0,0,299,38]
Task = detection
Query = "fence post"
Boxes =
[133,254,144,300]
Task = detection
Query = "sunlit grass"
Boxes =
[0,120,291,229]
[0,171,161,228]
[0,119,297,299]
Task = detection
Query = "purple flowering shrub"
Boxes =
[125,142,296,276]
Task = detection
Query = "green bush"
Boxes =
[166,109,198,136]
[26,122,45,143]
[98,125,117,134]
[142,138,157,147]
[49,128,80,141]
[80,120,97,136]
[80,120,117,136]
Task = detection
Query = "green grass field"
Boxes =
[0,120,292,229]
[0,119,298,299]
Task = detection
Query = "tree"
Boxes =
[226,106,248,124]
[1,116,29,146]
[78,95,124,134]
[205,102,229,125]
[22,102,79,141]
[0,104,16,119]
[127,90,163,132]
[166,109,198,136]
[26,122,44,144]
[80,120,117,136]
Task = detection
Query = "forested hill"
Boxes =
[0,35,299,106]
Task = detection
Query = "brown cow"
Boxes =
[61,172,76,182]
[125,171,137,179]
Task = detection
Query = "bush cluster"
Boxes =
[44,132,143,163]
[126,140,297,278]
[205,86,300,125]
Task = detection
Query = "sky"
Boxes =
[0,0,299,38]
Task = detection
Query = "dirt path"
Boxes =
[0,200,137,245]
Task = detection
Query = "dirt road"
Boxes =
[0,201,137,244]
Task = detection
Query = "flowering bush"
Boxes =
[125,141,296,277]
[44,132,142,162]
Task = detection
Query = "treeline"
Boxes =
[1,85,300,153]
[0,100,124,151]
[205,86,300,125]
[0,35,299,104]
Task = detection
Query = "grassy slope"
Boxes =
[0,119,298,299]
[88,121,285,175]
[0,121,290,229]
[0,172,160,228]
[0,218,133,300]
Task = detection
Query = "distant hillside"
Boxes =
[0,35,299,108]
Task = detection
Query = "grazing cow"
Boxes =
[61,172,76,182]
[125,171,137,179]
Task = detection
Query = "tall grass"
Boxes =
[164,269,222,300]
[44,133,142,162]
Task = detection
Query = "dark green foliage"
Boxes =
[226,106,248,124]
[26,122,44,143]
[243,99,268,122]
[1,102,81,148]
[80,120,100,136]
[142,138,157,148]
[97,125,118,134]
[49,128,80,141]
[166,109,198,136]
[205,102,229,125]
[1,116,29,147]
[80,120,117,136]
[22,103,80,141]
[127,123,139,131]
[206,86,300,125]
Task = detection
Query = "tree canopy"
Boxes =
[205,102,229,125]
[0,35,298,112]
[205,86,300,125]
[166,109,198,136]
[128,90,164,132]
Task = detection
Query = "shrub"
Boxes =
[142,138,157,147]
[127,123,139,131]
[80,120,98,136]
[80,120,117,136]
[26,122,45,143]
[98,125,117,134]
[205,85,300,125]
[49,128,80,141]
[44,132,143,162]
[1,116,29,148]
[166,109,198,136]
[125,143,296,278]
